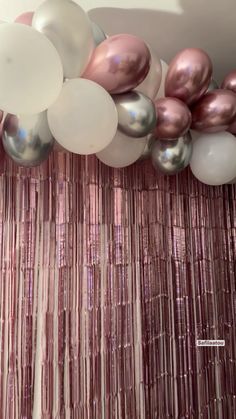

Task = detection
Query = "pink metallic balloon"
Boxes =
[15,12,34,26]
[191,89,236,133]
[221,70,236,93]
[82,34,151,94]
[165,48,212,106]
[224,70,236,135]
[154,97,192,139]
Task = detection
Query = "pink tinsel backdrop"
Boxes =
[0,152,236,418]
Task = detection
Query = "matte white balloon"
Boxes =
[135,49,162,99]
[33,0,94,78]
[156,60,169,99]
[96,130,147,168]
[190,132,236,185]
[0,23,63,115]
[47,79,118,155]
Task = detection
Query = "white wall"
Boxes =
[1,0,236,81]
[0,0,182,18]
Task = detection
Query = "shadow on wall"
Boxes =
[89,0,236,82]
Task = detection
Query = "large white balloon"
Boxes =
[96,131,147,168]
[190,132,236,185]
[0,23,63,115]
[135,49,162,99]
[47,79,118,155]
[156,60,169,99]
[33,0,94,78]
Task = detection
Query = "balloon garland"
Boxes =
[1,0,236,186]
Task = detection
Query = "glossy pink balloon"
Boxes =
[154,97,192,139]
[191,89,236,133]
[165,48,212,106]
[82,34,151,94]
[15,12,34,25]
[221,70,236,93]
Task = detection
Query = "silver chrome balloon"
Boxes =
[91,21,107,46]
[2,112,54,167]
[139,135,155,160]
[32,0,94,78]
[113,91,157,138]
[207,78,219,92]
[151,132,192,175]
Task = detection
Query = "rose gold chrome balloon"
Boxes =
[225,73,236,133]
[15,12,34,25]
[221,70,236,93]
[191,89,236,133]
[82,34,151,94]
[165,48,212,106]
[153,97,191,139]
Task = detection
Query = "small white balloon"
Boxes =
[47,79,118,155]
[190,132,236,185]
[135,48,162,99]
[33,0,94,78]
[0,23,63,115]
[96,130,147,168]
[156,60,169,99]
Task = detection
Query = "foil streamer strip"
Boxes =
[0,152,236,418]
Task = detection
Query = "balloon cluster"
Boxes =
[0,0,236,185]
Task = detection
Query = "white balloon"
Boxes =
[135,49,162,99]
[190,132,236,185]
[33,0,94,78]
[47,79,118,155]
[156,60,169,99]
[0,23,63,115]
[96,131,147,168]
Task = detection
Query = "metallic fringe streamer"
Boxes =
[0,152,235,418]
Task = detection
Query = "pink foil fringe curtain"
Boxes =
[0,152,236,418]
